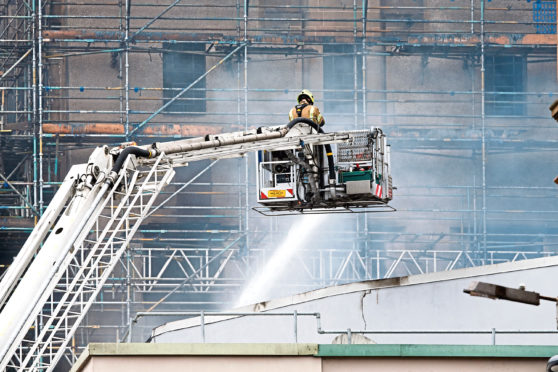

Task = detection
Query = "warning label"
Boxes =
[268,189,286,198]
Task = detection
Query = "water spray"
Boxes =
[236,214,326,307]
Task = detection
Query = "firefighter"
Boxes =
[288,89,325,127]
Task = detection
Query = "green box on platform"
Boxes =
[338,170,373,183]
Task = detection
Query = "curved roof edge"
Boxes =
[152,254,558,338]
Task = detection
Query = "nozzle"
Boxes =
[549,99,558,122]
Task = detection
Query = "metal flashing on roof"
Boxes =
[317,344,558,358]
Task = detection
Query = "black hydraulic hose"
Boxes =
[286,117,321,132]
[323,143,335,182]
[286,117,335,182]
[106,146,155,185]
[316,144,325,191]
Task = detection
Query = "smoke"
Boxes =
[157,45,558,312]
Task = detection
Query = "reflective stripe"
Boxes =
[289,109,294,121]
[317,114,323,124]
[309,106,315,121]
[326,152,333,156]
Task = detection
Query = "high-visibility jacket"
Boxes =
[288,103,325,126]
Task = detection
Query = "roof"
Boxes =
[71,343,558,371]
[153,255,558,337]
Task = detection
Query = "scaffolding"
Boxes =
[1,0,558,369]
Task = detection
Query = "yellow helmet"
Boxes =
[297,89,314,105]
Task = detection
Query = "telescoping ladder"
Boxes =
[0,126,362,371]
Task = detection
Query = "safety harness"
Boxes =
[295,103,309,117]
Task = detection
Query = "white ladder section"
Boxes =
[0,130,352,371]
[2,154,174,371]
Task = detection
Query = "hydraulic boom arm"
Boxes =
[0,121,393,371]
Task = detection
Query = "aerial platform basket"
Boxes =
[255,126,394,215]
